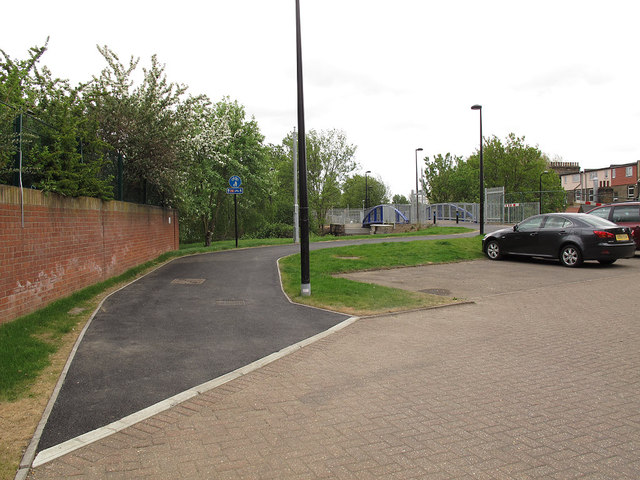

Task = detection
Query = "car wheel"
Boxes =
[485,240,502,260]
[559,244,583,267]
[598,259,616,265]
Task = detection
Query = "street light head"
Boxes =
[416,147,423,152]
[365,170,371,174]
[471,104,482,110]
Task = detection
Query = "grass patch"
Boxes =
[321,225,474,241]
[280,235,484,315]
[180,225,474,250]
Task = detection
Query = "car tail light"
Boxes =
[593,230,615,239]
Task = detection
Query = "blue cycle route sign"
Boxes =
[227,176,243,194]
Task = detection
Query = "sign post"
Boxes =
[227,176,243,248]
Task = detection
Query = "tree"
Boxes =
[423,153,475,203]
[1,41,112,198]
[468,133,547,194]
[177,97,267,246]
[424,134,563,211]
[83,46,189,205]
[340,174,389,208]
[392,194,409,204]
[306,129,357,231]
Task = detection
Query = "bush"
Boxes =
[244,222,293,239]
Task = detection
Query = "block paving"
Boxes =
[30,262,640,479]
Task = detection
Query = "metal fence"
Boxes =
[327,195,549,227]
[327,203,480,226]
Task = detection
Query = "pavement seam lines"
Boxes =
[31,314,360,469]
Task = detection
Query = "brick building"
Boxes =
[560,161,639,205]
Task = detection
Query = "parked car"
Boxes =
[482,213,635,267]
[586,202,640,249]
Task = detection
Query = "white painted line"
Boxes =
[32,314,359,468]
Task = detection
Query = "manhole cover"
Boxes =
[419,288,452,296]
[171,278,206,285]
[216,300,246,306]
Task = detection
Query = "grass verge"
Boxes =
[280,235,484,315]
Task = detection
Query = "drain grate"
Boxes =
[216,299,246,306]
[419,288,452,296]
[171,278,206,285]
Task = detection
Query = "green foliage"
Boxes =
[176,96,268,245]
[340,173,389,208]
[424,134,564,211]
[270,129,358,234]
[423,152,475,203]
[392,193,409,204]
[83,46,190,204]
[469,133,547,193]
[306,129,358,231]
[0,42,112,198]
[243,222,293,239]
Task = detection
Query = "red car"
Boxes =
[587,202,640,249]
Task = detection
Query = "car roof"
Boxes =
[587,202,640,211]
[544,212,594,217]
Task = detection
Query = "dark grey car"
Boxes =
[482,213,635,267]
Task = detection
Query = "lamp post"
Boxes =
[415,147,423,226]
[296,0,310,296]
[470,105,484,235]
[365,170,371,209]
[539,170,550,213]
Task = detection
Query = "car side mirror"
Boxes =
[513,225,518,232]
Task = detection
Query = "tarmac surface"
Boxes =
[26,224,640,479]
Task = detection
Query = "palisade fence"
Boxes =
[326,188,569,227]
[326,203,479,226]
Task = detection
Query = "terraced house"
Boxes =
[561,161,640,205]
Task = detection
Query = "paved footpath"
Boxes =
[29,255,640,479]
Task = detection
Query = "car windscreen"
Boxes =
[577,215,618,228]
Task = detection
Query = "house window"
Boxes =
[588,189,594,201]
[572,174,579,182]
[612,169,616,178]
[626,166,633,177]
[575,190,582,201]
[590,171,598,180]
[629,185,636,198]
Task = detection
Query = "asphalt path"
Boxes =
[37,226,482,451]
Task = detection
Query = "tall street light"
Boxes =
[415,147,423,226]
[296,0,310,296]
[471,105,484,235]
[365,170,371,209]
[539,170,550,213]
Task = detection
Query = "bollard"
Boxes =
[456,210,459,224]
[433,212,436,225]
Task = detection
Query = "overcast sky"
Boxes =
[2,0,639,197]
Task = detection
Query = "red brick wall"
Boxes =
[0,185,179,324]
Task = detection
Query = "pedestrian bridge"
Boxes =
[362,205,410,227]
[425,203,477,223]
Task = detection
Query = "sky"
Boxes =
[2,0,639,198]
